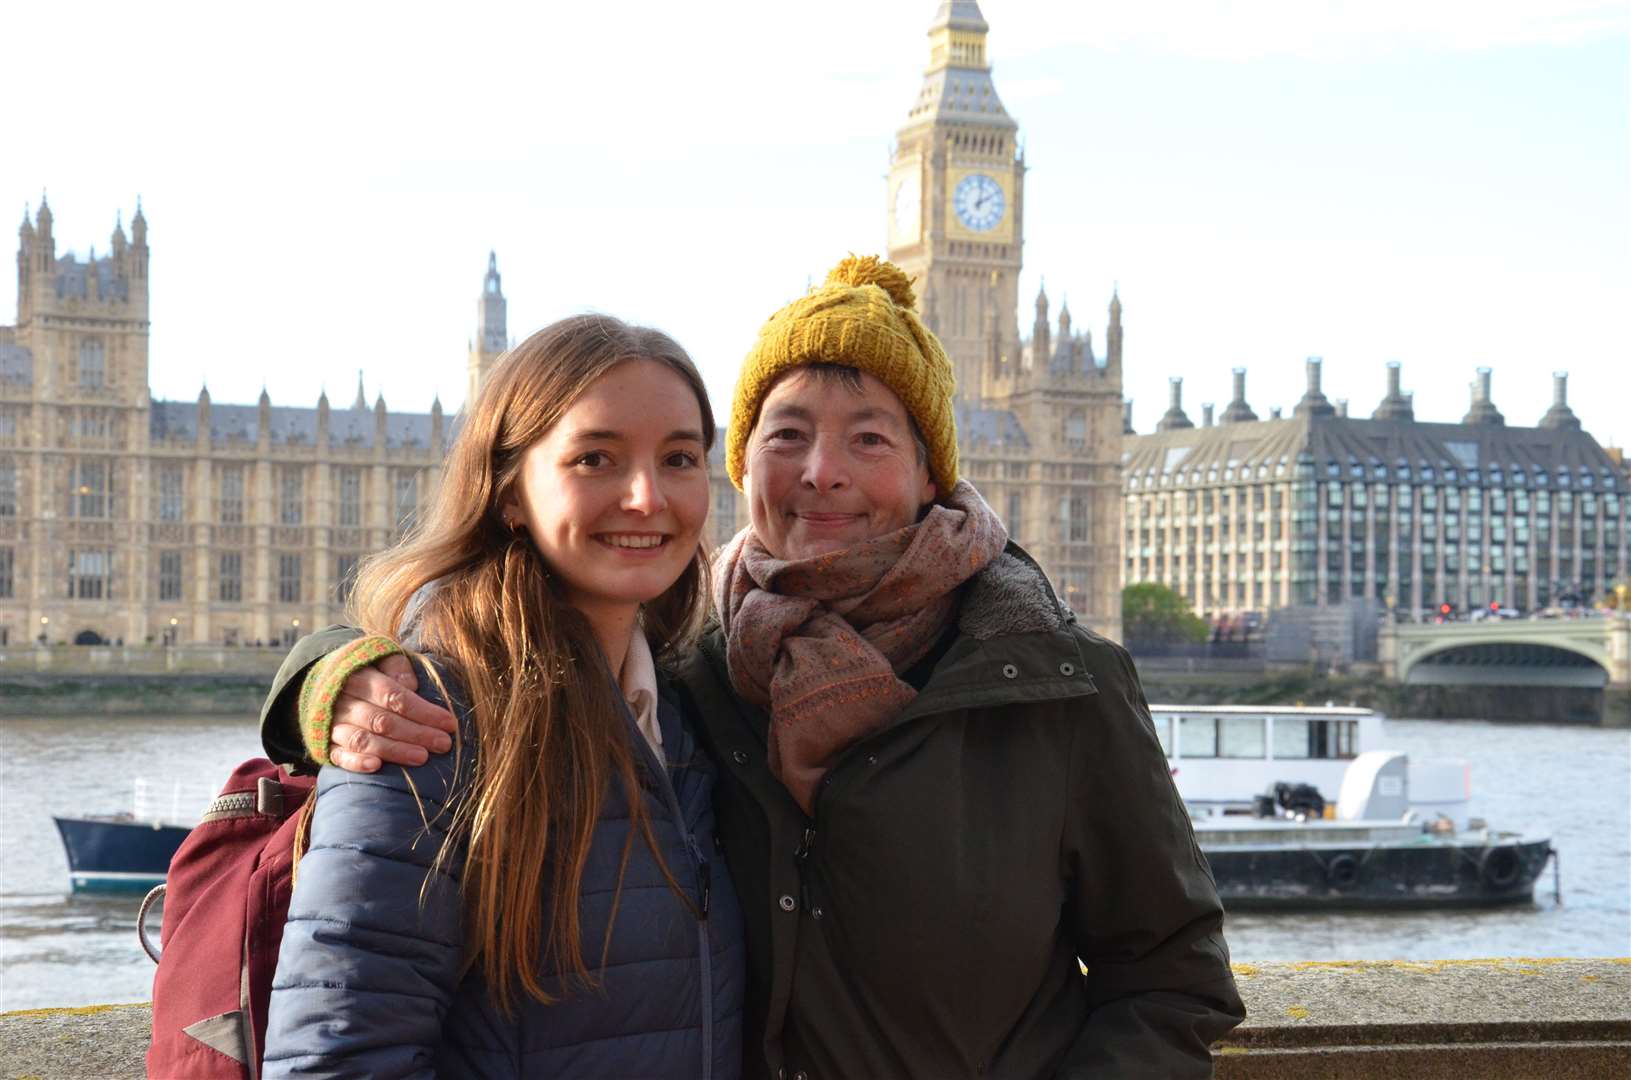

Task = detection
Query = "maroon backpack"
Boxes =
[140,759,315,1079]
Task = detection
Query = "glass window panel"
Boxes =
[1220,717,1266,758]
[1179,715,1217,758]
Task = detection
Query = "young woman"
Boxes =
[263,315,744,1079]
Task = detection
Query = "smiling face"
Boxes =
[502,358,709,625]
[742,368,937,561]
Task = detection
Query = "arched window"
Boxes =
[78,339,106,389]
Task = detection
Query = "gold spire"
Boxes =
[927,1,990,73]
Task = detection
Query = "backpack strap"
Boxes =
[138,884,164,963]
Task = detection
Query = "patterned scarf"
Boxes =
[715,481,1007,813]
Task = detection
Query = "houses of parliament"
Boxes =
[0,2,1127,649]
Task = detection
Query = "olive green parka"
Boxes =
[670,544,1243,1080]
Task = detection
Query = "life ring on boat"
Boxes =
[1479,845,1521,889]
[1325,854,1360,889]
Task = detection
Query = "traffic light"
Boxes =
[1440,603,1452,616]
[1490,601,1500,612]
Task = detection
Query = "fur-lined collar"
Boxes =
[957,546,1072,641]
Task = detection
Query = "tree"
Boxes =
[1122,583,1208,646]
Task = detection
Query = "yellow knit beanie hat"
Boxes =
[726,254,958,494]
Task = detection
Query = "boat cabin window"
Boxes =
[1179,715,1218,758]
[1270,717,1359,760]
[1220,717,1266,758]
[1151,713,1173,756]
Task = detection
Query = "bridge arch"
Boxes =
[1400,634,1611,688]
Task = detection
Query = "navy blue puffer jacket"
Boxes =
[264,660,745,1079]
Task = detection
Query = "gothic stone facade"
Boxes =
[0,199,451,648]
[887,1,1123,638]
[2,2,1131,645]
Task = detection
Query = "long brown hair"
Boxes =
[347,313,715,1011]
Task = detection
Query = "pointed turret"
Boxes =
[1372,360,1414,421]
[1220,367,1258,423]
[1057,299,1072,341]
[1461,367,1505,426]
[1157,377,1194,431]
[1031,281,1051,364]
[1539,371,1581,430]
[130,197,146,247]
[111,210,127,257]
[32,194,55,274]
[1293,357,1336,418]
[352,370,367,410]
[1106,288,1123,374]
[468,251,508,406]
[257,386,272,445]
[196,384,211,446]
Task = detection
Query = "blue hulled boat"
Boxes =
[52,813,191,893]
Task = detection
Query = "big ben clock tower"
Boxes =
[888,0,1023,401]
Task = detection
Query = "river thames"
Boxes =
[1,713,1627,1011]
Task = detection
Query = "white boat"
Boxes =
[1148,705,1472,828]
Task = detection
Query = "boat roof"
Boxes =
[1148,704,1377,718]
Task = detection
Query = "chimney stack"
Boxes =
[1539,370,1582,430]
[1336,399,1349,418]
[1220,366,1258,423]
[1202,403,1215,427]
[1156,376,1195,431]
[1372,360,1414,420]
[1462,366,1505,426]
[1294,356,1336,418]
[1122,399,1135,435]
[1270,406,1282,420]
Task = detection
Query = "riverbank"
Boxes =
[0,674,271,717]
[1135,664,1629,727]
[2,647,1624,725]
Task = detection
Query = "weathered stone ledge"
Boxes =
[1,959,1626,1078]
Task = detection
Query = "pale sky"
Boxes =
[6,1,1628,447]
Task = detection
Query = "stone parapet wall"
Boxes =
[0,644,286,676]
[2,959,1626,1078]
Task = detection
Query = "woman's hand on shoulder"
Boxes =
[330,654,459,772]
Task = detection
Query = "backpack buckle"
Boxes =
[256,776,283,816]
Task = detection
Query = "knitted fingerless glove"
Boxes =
[296,634,407,765]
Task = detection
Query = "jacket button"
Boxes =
[811,906,824,920]
[779,894,797,912]
[1059,662,1076,676]
[731,749,749,765]
[1001,663,1019,679]
[865,754,877,766]
[794,1072,809,1080]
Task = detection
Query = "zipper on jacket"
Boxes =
[621,694,715,1080]
[688,834,712,919]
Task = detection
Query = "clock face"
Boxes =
[953,173,1005,232]
[891,174,922,243]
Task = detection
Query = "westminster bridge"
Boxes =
[1380,615,1631,690]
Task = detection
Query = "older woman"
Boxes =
[261,257,1243,1079]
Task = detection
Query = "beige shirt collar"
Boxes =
[619,630,662,758]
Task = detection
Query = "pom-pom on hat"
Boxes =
[726,254,959,494]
